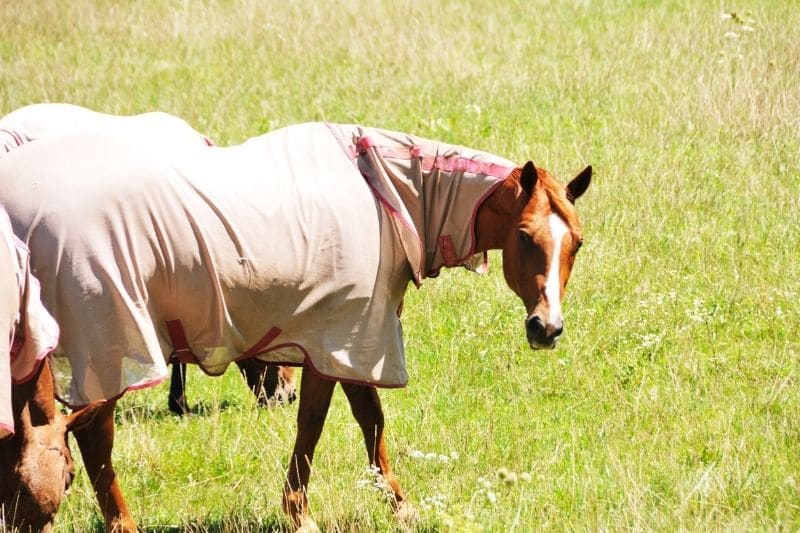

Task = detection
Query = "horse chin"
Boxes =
[528,340,557,350]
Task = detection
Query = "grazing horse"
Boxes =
[0,122,590,531]
[0,207,101,531]
[0,102,295,414]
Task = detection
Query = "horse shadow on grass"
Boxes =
[75,512,444,532]
[75,515,291,532]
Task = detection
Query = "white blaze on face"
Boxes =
[545,213,568,326]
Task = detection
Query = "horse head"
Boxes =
[0,361,104,531]
[478,161,591,349]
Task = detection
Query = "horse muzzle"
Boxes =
[525,315,564,350]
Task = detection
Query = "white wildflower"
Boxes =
[741,25,754,32]
[409,450,425,459]
[486,491,497,504]
[421,493,447,511]
[724,31,739,39]
[449,451,460,461]
[519,472,532,483]
[496,467,512,480]
[640,333,662,349]
[477,477,492,489]
[497,467,518,485]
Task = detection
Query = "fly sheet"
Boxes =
[0,207,59,438]
[0,103,213,154]
[0,122,514,406]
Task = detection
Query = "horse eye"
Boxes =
[518,231,532,245]
[574,239,584,253]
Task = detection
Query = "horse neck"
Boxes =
[474,172,524,253]
[13,361,57,430]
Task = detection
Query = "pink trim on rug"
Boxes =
[10,347,55,385]
[0,128,24,147]
[123,374,167,393]
[65,374,168,409]
[8,234,60,385]
[362,176,425,285]
[354,135,515,178]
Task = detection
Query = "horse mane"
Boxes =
[506,166,580,229]
[538,170,580,229]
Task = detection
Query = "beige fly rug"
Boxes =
[0,206,59,438]
[0,122,514,406]
[0,103,213,154]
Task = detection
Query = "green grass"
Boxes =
[2,0,799,530]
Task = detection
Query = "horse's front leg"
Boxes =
[167,361,189,415]
[282,369,336,529]
[340,383,408,514]
[71,398,136,533]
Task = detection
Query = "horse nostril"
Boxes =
[525,315,544,334]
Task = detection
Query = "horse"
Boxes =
[0,206,102,531]
[0,102,296,415]
[0,122,591,531]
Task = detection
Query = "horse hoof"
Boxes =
[394,500,419,524]
[294,516,320,533]
[109,516,138,533]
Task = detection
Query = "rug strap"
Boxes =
[239,327,282,360]
[166,319,198,364]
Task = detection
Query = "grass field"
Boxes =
[2,0,799,531]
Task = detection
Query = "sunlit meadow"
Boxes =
[1,1,798,531]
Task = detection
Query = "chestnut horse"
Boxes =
[0,124,590,531]
[0,102,296,416]
[0,207,101,531]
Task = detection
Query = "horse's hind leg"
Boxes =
[167,361,190,415]
[282,369,336,529]
[72,398,136,533]
[237,360,297,406]
[340,383,407,513]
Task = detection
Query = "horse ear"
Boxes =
[520,161,538,197]
[566,165,592,203]
[64,400,106,432]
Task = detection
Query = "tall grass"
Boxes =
[1,0,798,530]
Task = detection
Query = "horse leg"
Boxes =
[340,383,407,513]
[278,366,297,404]
[167,361,189,415]
[71,398,135,533]
[282,370,336,528]
[237,360,297,406]
[236,359,269,405]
